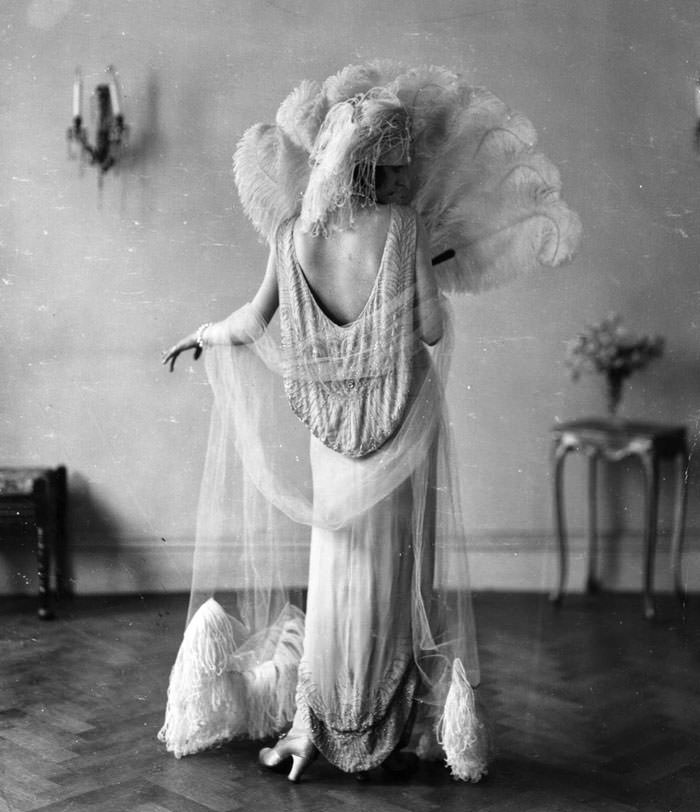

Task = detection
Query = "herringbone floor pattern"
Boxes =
[0,592,697,811]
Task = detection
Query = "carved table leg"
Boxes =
[639,451,659,620]
[670,446,689,610]
[586,451,600,594]
[551,440,570,605]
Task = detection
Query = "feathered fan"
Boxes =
[233,60,581,294]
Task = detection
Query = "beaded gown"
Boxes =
[159,204,486,780]
[278,204,426,771]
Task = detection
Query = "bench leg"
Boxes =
[33,477,54,620]
[36,525,54,620]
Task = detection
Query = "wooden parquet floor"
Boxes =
[0,592,697,812]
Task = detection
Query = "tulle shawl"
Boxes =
[158,293,481,763]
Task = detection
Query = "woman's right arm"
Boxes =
[162,249,279,372]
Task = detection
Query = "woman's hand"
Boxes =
[162,332,202,372]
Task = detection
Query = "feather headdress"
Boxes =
[300,88,412,235]
[233,60,581,293]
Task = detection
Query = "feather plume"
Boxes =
[232,60,581,292]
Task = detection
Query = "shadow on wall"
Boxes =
[0,469,163,598]
[590,355,700,586]
[115,69,165,221]
[596,448,699,588]
[67,471,161,594]
[125,69,164,174]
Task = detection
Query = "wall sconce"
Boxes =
[67,65,128,183]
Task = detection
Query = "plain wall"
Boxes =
[2,0,700,595]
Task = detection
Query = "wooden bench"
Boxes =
[0,466,68,619]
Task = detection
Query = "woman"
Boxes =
[160,89,486,783]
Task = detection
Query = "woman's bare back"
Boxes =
[292,206,393,326]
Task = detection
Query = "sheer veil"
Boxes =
[159,289,482,774]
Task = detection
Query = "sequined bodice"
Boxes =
[277,205,417,457]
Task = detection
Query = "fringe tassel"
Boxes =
[181,597,237,675]
[435,658,488,782]
[158,599,248,758]
[243,616,305,739]
[158,599,305,758]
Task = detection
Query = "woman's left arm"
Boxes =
[162,249,279,372]
[414,215,444,346]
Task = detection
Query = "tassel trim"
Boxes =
[158,598,304,758]
[435,658,488,782]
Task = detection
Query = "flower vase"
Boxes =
[605,372,625,420]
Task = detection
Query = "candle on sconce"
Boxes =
[107,65,122,117]
[72,68,82,119]
[67,63,128,179]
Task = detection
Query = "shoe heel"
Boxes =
[288,754,306,782]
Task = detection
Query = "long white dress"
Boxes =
[159,59,583,779]
[296,439,419,771]
[159,204,486,781]
[279,205,426,771]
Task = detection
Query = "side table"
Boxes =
[0,466,67,619]
[550,419,688,619]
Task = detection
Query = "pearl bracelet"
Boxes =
[195,322,212,349]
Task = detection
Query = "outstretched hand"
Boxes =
[162,333,202,372]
